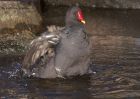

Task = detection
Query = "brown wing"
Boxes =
[22,35,56,71]
[22,25,63,74]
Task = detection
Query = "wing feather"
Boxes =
[22,34,57,70]
[22,25,63,76]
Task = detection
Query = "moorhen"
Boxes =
[22,5,91,78]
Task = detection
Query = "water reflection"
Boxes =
[26,77,91,99]
[89,35,140,98]
[91,35,140,65]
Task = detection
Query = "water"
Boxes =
[0,8,140,99]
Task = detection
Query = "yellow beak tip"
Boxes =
[81,20,86,24]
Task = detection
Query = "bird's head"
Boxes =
[65,5,86,27]
[76,8,86,24]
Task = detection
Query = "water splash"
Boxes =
[0,62,23,80]
[8,62,23,79]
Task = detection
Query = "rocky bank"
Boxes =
[0,1,42,55]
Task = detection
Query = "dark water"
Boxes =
[0,8,140,99]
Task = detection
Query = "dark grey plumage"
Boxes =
[22,6,91,78]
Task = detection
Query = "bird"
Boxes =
[22,5,91,78]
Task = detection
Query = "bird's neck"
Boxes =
[65,22,84,29]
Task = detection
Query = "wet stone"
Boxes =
[0,0,43,55]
